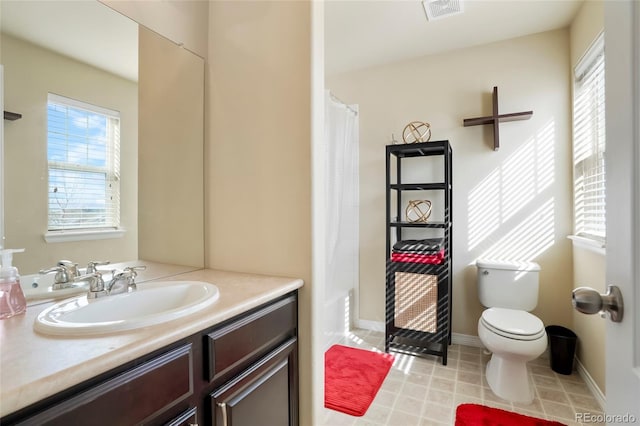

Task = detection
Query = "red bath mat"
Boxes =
[455,403,567,425]
[324,344,394,416]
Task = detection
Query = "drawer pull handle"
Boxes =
[218,402,228,426]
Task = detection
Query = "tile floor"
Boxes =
[322,329,604,426]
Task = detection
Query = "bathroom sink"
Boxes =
[21,273,93,301]
[34,281,219,336]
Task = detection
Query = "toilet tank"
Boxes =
[476,259,541,311]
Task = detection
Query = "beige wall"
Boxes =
[1,33,138,274]
[100,0,208,59]
[103,1,315,422]
[570,0,604,66]
[328,29,574,336]
[569,0,606,393]
[138,26,205,268]
[207,2,313,424]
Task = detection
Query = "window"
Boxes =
[573,34,605,242]
[47,93,120,232]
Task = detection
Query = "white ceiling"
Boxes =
[2,1,583,82]
[325,0,584,76]
[1,1,138,82]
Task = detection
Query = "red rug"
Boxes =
[324,344,394,416]
[456,404,567,425]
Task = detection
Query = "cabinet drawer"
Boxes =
[17,344,194,426]
[206,295,297,383]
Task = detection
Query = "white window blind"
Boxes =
[573,34,605,242]
[47,93,121,231]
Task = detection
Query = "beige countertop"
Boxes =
[0,264,303,418]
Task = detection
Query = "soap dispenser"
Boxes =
[0,248,27,319]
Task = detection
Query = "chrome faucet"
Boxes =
[106,266,147,295]
[40,260,79,290]
[75,270,110,299]
[77,265,147,299]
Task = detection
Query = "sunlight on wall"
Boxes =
[468,120,556,262]
[323,293,353,350]
[468,169,501,251]
[479,197,555,261]
[344,294,351,334]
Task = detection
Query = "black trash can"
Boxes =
[546,325,577,375]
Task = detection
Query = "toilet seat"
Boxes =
[481,308,545,341]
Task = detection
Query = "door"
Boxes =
[604,1,640,421]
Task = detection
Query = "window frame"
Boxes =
[45,93,124,242]
[572,32,606,246]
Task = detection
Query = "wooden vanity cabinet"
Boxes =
[2,292,298,426]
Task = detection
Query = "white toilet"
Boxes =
[476,259,547,404]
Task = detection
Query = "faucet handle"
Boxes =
[57,260,78,271]
[56,260,79,280]
[40,261,78,288]
[123,265,147,278]
[75,271,108,299]
[39,265,63,275]
[120,266,146,291]
[86,260,110,275]
[40,266,68,289]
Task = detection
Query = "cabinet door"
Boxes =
[14,344,194,426]
[209,338,297,426]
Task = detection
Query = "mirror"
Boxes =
[1,1,204,274]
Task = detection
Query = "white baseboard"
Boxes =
[451,333,484,348]
[575,357,606,411]
[354,318,384,332]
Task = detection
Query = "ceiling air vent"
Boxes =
[422,0,464,21]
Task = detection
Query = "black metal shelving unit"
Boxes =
[384,140,453,365]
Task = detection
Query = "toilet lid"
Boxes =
[481,308,545,340]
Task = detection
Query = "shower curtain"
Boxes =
[324,90,359,347]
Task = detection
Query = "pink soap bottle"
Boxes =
[0,248,27,319]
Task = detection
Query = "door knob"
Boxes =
[572,285,624,322]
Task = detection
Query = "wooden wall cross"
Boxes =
[463,86,533,151]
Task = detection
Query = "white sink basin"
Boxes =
[21,273,92,301]
[34,281,219,336]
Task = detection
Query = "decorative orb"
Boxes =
[406,200,432,223]
[402,121,432,144]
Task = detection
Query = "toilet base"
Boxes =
[485,354,535,404]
